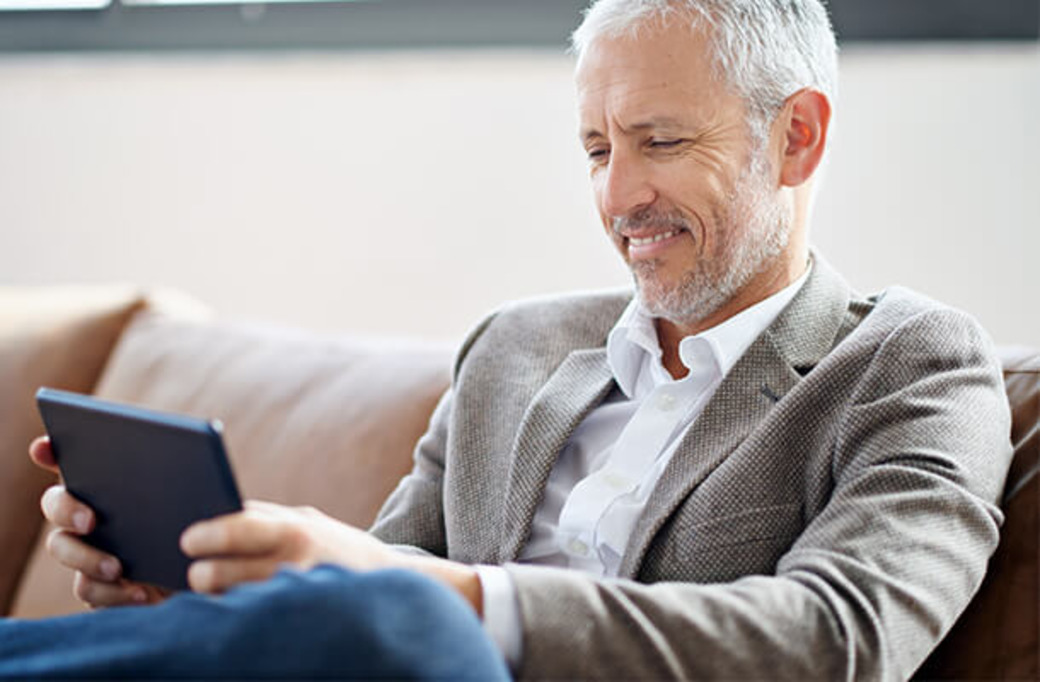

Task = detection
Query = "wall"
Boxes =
[0,44,1036,346]
[814,44,1039,350]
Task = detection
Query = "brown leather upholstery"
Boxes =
[10,305,453,618]
[915,347,1040,679]
[0,287,145,615]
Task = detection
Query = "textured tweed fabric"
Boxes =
[371,254,1013,681]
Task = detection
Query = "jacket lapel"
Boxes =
[618,252,853,576]
[499,348,616,562]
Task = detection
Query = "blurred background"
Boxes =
[1,0,1037,346]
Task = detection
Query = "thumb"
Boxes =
[29,436,60,475]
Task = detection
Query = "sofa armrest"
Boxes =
[0,286,148,615]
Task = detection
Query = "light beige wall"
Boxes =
[814,44,1039,350]
[0,45,1036,346]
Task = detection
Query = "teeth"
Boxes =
[629,230,679,247]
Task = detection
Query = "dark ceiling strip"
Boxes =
[0,0,1035,53]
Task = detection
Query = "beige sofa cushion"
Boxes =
[12,306,452,617]
[0,286,145,615]
[91,309,453,524]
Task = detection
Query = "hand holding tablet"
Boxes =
[36,388,244,592]
[32,387,424,608]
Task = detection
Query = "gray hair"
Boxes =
[571,0,839,144]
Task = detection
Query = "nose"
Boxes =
[599,149,657,220]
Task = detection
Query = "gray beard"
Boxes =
[631,155,791,327]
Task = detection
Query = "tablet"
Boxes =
[36,387,243,591]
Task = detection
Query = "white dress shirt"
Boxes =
[477,267,810,668]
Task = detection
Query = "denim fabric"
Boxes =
[0,564,510,680]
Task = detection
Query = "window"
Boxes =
[0,0,1036,52]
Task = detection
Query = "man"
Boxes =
[3,0,1012,679]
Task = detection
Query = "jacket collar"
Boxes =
[498,251,854,567]
[764,250,855,372]
[618,251,854,575]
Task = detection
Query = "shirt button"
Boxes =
[567,538,590,557]
[602,471,630,490]
[656,393,678,411]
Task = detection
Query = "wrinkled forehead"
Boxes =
[574,8,724,83]
[574,19,733,127]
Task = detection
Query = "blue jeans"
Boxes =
[0,565,510,680]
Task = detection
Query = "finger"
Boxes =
[188,558,283,594]
[142,584,174,603]
[73,572,149,609]
[245,500,325,523]
[46,529,122,582]
[40,485,95,534]
[29,436,59,473]
[244,499,324,522]
[243,499,284,514]
[180,511,290,558]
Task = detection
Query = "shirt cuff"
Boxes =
[474,564,523,671]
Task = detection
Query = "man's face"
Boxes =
[576,19,791,327]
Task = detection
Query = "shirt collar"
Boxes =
[607,263,812,399]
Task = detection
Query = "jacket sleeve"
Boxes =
[368,311,499,556]
[506,308,1013,681]
[367,387,453,556]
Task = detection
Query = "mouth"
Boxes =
[627,229,682,247]
[622,228,689,260]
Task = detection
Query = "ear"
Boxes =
[777,88,832,188]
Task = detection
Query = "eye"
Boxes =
[649,138,683,149]
[586,147,610,163]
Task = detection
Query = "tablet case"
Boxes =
[36,388,243,591]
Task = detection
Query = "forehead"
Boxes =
[575,18,736,129]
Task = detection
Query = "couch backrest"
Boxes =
[91,308,455,526]
[10,304,453,618]
[6,294,1039,681]
[0,287,146,615]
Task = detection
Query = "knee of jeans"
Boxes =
[206,565,506,679]
[194,567,384,667]
[290,564,472,631]
[231,565,369,624]
[258,567,467,651]
[228,565,468,643]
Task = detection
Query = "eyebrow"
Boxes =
[580,116,690,143]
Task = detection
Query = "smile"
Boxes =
[628,230,681,247]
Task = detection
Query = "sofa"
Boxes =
[0,286,1036,679]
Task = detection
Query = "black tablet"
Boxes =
[36,387,243,591]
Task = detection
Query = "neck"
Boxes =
[654,246,808,380]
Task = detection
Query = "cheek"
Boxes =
[591,172,608,212]
[659,170,733,238]
[591,178,618,235]
[660,169,719,210]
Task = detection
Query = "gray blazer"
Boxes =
[371,255,1013,681]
